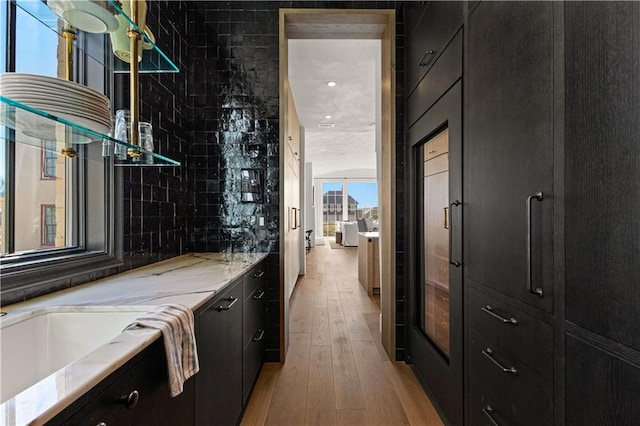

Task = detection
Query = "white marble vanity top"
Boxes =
[0,252,268,426]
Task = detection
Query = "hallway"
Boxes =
[241,242,444,425]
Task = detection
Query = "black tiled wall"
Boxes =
[188,1,280,255]
[116,0,192,271]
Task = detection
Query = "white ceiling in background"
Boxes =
[288,39,380,179]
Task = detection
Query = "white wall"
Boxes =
[304,162,315,248]
[284,81,302,301]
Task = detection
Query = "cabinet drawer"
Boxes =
[244,286,266,346]
[244,262,266,301]
[468,389,516,426]
[407,30,463,128]
[243,328,266,404]
[57,339,194,425]
[469,328,552,426]
[406,1,463,93]
[468,286,553,380]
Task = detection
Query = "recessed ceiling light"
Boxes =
[327,81,337,87]
[325,115,332,119]
[318,123,335,128]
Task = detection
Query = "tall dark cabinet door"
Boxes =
[466,1,554,312]
[564,0,640,351]
[564,3,640,422]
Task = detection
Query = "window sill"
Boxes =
[1,251,123,306]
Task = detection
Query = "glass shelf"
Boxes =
[108,0,179,73]
[0,95,180,167]
[16,0,179,73]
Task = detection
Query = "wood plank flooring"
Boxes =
[241,242,444,426]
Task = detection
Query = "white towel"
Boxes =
[125,304,200,397]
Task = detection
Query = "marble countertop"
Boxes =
[0,252,268,426]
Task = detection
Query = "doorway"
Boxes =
[279,9,396,361]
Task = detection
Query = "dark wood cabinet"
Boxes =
[468,286,553,381]
[564,1,640,351]
[47,259,269,426]
[405,1,463,95]
[566,334,640,426]
[195,278,244,426]
[243,263,267,404]
[468,327,552,426]
[464,2,557,424]
[466,0,554,313]
[194,258,268,425]
[50,339,194,426]
[562,3,640,425]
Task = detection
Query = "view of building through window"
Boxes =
[1,6,69,255]
[322,181,378,237]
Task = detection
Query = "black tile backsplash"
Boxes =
[112,0,406,358]
[188,1,281,255]
[115,0,192,271]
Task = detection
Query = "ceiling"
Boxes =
[288,39,381,179]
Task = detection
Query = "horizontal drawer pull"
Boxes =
[482,304,518,325]
[482,405,499,426]
[253,289,265,300]
[217,296,238,311]
[482,347,518,375]
[253,329,265,342]
[253,270,265,278]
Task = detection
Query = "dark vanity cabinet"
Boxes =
[49,339,195,426]
[194,258,268,426]
[195,278,244,426]
[243,263,267,404]
[49,259,268,426]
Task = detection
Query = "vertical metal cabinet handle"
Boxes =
[526,192,544,298]
[253,329,265,342]
[443,207,449,229]
[482,347,518,375]
[449,200,461,267]
[253,270,265,278]
[482,305,518,325]
[419,50,436,66]
[253,289,265,299]
[482,405,500,426]
[216,296,238,311]
[118,390,139,409]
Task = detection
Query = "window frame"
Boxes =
[0,1,122,304]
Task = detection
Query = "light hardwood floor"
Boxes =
[241,242,444,426]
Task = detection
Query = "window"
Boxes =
[320,180,378,237]
[0,1,119,304]
[41,140,57,179]
[41,204,56,246]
